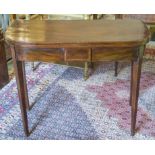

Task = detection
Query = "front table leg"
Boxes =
[11,45,29,136]
[130,46,144,136]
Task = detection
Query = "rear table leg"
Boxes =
[84,62,89,80]
[114,61,118,77]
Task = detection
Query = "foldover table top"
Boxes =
[5,19,149,47]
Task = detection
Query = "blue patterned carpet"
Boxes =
[1,61,155,139]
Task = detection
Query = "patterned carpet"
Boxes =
[0,61,155,140]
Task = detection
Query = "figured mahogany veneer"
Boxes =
[5,19,149,137]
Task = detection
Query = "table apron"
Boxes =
[14,46,139,62]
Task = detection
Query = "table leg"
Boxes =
[84,62,89,80]
[10,45,29,136]
[90,62,94,69]
[32,62,41,71]
[130,46,144,136]
[130,61,133,106]
[114,61,118,77]
[31,62,35,71]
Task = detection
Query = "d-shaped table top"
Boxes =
[5,19,149,47]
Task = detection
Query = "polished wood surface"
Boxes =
[5,19,149,137]
[6,19,148,47]
[0,29,9,88]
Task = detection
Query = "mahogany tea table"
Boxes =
[5,19,149,137]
